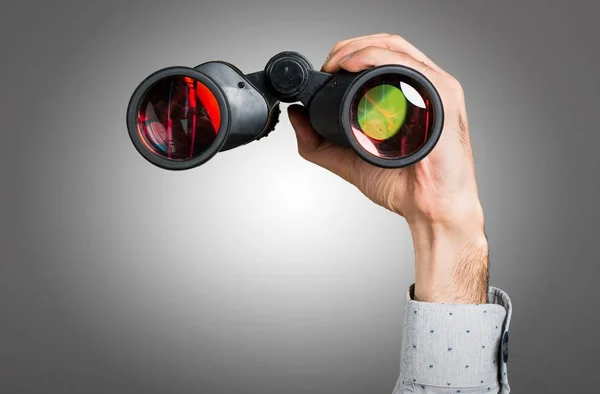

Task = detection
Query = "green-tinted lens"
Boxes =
[357,84,408,140]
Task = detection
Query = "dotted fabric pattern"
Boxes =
[393,286,512,393]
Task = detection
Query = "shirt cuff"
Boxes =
[395,285,512,393]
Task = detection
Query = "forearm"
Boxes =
[408,201,489,304]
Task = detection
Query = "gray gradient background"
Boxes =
[1,0,598,393]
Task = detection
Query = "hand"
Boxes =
[288,33,489,304]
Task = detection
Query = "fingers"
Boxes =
[323,34,442,74]
[327,33,392,59]
[336,46,438,79]
[287,105,358,184]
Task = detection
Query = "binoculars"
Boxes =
[126,51,444,170]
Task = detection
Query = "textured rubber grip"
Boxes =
[256,105,281,140]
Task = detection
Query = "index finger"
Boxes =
[327,33,392,56]
[323,34,443,74]
[337,46,440,81]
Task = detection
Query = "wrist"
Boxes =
[407,201,489,304]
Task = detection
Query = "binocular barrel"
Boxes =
[126,51,443,170]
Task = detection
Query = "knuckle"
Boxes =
[331,41,346,53]
[395,51,413,65]
[361,45,380,56]
[344,40,361,53]
[419,60,435,74]
[297,145,309,159]
[299,151,311,161]
[389,34,407,44]
[447,76,464,98]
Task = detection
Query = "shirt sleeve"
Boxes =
[392,285,512,394]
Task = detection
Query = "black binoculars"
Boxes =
[126,51,444,170]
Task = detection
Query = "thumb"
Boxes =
[287,104,321,154]
[287,104,359,184]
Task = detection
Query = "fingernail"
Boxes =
[321,56,332,72]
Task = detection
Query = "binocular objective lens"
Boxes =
[350,74,435,160]
[136,75,222,161]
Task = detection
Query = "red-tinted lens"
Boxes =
[349,74,434,160]
[136,75,221,161]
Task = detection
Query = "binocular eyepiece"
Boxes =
[126,51,444,170]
